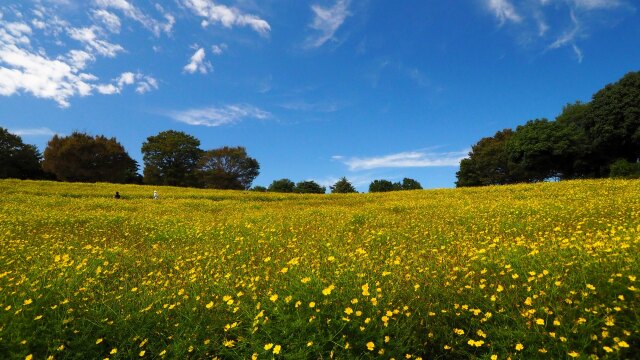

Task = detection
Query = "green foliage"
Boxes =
[141,130,202,187]
[456,129,515,187]
[0,127,44,180]
[401,177,422,190]
[369,179,395,192]
[294,180,326,194]
[330,177,357,193]
[609,159,640,179]
[42,131,138,183]
[268,178,295,193]
[250,185,267,192]
[198,146,260,190]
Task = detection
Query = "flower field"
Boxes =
[0,179,638,359]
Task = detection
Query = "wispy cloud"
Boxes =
[93,0,174,36]
[334,150,468,171]
[9,127,59,137]
[166,104,271,127]
[483,0,632,62]
[181,0,271,36]
[486,0,522,25]
[305,0,350,49]
[183,47,212,74]
[280,101,342,113]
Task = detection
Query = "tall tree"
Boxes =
[141,130,202,187]
[456,129,515,187]
[43,132,138,183]
[584,71,640,176]
[369,179,395,192]
[0,127,44,180]
[401,178,423,190]
[198,146,260,190]
[330,177,357,193]
[268,178,295,193]
[295,180,326,194]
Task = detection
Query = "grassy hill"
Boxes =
[0,179,638,359]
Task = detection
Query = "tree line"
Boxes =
[456,70,640,186]
[1,128,424,193]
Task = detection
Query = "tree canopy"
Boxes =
[295,180,326,194]
[369,179,396,192]
[330,177,357,193]
[141,130,202,187]
[43,132,138,183]
[268,178,295,193]
[0,127,44,180]
[198,146,260,190]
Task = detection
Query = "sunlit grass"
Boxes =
[0,179,638,359]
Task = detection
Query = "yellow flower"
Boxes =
[568,351,579,358]
[322,284,335,296]
[618,341,629,348]
[252,353,258,360]
[25,355,33,360]
[536,318,545,325]
[206,301,214,309]
[491,355,498,360]
[603,346,613,353]
[96,338,103,344]
[309,302,315,308]
[264,343,273,350]
[24,299,33,305]
[270,294,278,302]
[110,348,118,355]
[515,343,524,351]
[362,284,370,296]
[139,350,145,357]
[344,307,353,315]
[273,345,281,354]
[453,328,465,335]
[366,342,375,351]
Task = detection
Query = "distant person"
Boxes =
[114,191,121,199]
[153,190,159,200]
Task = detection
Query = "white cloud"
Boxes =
[184,47,212,74]
[211,43,227,55]
[167,104,271,127]
[92,9,121,33]
[334,150,468,171]
[67,26,124,57]
[182,0,271,36]
[486,0,522,25]
[9,127,58,137]
[94,0,174,36]
[305,0,350,48]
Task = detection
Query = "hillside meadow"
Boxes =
[0,179,638,359]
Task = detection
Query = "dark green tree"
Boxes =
[198,146,260,190]
[43,132,138,183]
[295,180,326,194]
[456,129,515,187]
[0,127,44,180]
[268,178,295,193]
[250,185,267,192]
[330,177,357,193]
[369,179,395,192]
[401,178,422,190]
[141,130,202,187]
[583,71,640,176]
[609,159,640,179]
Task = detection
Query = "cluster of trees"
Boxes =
[456,71,640,186]
[254,176,359,194]
[369,178,423,192]
[1,129,261,190]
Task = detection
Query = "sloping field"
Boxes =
[0,179,638,359]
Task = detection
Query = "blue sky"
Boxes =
[1,0,638,191]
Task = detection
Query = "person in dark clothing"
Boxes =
[114,191,121,199]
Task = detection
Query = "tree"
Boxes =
[42,132,138,183]
[330,177,357,193]
[609,159,640,179]
[250,185,267,192]
[198,146,260,190]
[401,178,422,190]
[0,127,44,180]
[268,178,295,193]
[583,71,640,176]
[141,130,202,187]
[369,179,395,192]
[295,180,326,194]
[456,129,515,187]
